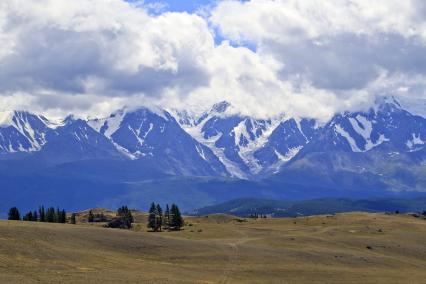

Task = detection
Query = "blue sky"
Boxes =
[136,0,215,13]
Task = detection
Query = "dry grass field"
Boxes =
[0,212,425,283]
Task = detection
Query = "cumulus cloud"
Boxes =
[211,0,426,42]
[0,0,215,117]
[209,0,426,118]
[0,0,425,120]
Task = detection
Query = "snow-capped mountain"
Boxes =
[0,98,425,216]
[38,117,122,163]
[0,111,59,153]
[88,107,228,176]
[175,102,284,178]
[0,98,424,188]
[297,98,426,155]
[175,99,425,180]
[253,118,318,175]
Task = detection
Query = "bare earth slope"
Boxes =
[0,213,425,283]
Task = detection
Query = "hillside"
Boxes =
[193,197,426,217]
[0,213,425,283]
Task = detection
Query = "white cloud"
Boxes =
[211,0,426,43]
[208,0,426,117]
[0,0,425,120]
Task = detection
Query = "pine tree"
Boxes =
[39,206,46,222]
[71,213,76,224]
[170,204,184,230]
[32,210,38,221]
[147,202,158,231]
[47,207,55,222]
[8,207,20,220]
[156,204,163,232]
[117,205,133,228]
[23,211,32,221]
[56,207,61,223]
[125,207,134,226]
[59,209,66,223]
[164,204,170,229]
[88,210,94,223]
[22,212,28,221]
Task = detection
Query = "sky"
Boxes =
[0,0,426,120]
[139,0,214,13]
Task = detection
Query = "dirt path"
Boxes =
[218,227,260,284]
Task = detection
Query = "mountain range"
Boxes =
[0,98,425,214]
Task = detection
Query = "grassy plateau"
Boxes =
[0,212,425,283]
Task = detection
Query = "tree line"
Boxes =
[7,203,185,231]
[8,206,67,223]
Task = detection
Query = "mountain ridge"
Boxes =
[0,98,425,197]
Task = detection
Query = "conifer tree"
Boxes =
[23,211,32,221]
[39,206,46,222]
[8,207,20,220]
[170,204,184,230]
[32,210,38,221]
[164,204,170,229]
[56,207,61,223]
[125,207,134,225]
[156,204,163,231]
[47,207,55,222]
[147,202,158,231]
[60,209,66,223]
[71,213,77,224]
[117,205,133,228]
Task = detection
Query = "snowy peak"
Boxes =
[180,102,284,177]
[329,112,388,153]
[88,109,127,138]
[0,110,54,153]
[0,110,18,127]
[173,109,197,127]
[0,99,424,180]
[211,101,231,113]
[38,117,122,162]
[107,108,171,157]
[88,107,229,176]
[303,100,426,157]
[375,96,402,111]
[189,101,233,127]
[252,118,317,174]
[176,99,426,177]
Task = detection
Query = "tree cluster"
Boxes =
[8,206,67,223]
[105,206,134,229]
[8,207,20,221]
[148,203,183,232]
[117,205,134,228]
[87,210,110,223]
[248,213,267,219]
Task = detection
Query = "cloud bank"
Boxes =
[0,0,425,120]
